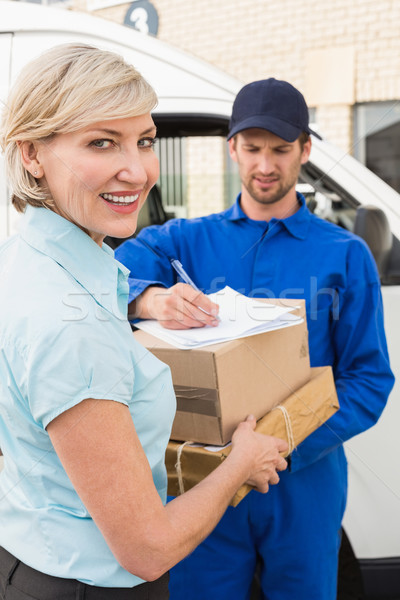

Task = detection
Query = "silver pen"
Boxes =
[170,259,201,291]
[170,259,220,321]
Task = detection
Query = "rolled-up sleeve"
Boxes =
[26,321,135,429]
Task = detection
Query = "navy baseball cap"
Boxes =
[227,78,321,142]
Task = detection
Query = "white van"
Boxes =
[1,3,399,598]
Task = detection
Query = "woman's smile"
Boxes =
[100,191,141,214]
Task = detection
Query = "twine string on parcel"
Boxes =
[272,405,296,454]
[175,440,193,495]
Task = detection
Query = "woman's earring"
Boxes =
[34,170,38,176]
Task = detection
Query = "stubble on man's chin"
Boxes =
[245,182,287,206]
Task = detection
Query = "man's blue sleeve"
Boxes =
[115,223,179,305]
[291,243,395,472]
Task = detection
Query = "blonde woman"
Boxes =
[0,44,287,599]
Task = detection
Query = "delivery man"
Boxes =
[115,78,394,600]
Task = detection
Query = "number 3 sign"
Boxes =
[124,0,159,36]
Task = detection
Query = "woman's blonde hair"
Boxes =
[0,43,158,212]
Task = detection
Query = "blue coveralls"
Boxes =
[115,194,394,600]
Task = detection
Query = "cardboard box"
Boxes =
[166,366,339,506]
[134,300,310,445]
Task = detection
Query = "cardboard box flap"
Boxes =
[134,329,219,389]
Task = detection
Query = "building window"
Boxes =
[354,101,400,194]
[155,137,186,218]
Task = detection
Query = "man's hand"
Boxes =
[132,284,220,329]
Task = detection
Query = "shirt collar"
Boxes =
[20,205,130,319]
[225,192,311,240]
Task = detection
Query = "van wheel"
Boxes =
[337,528,365,599]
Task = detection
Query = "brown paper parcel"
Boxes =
[166,366,339,507]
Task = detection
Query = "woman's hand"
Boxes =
[230,415,288,493]
[134,283,219,329]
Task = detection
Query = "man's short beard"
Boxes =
[245,178,295,206]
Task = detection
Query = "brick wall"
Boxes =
[186,137,227,218]
[90,0,399,152]
[80,0,400,212]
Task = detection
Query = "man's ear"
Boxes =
[228,137,238,163]
[300,137,312,165]
[17,141,43,178]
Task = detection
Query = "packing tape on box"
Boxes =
[174,385,220,417]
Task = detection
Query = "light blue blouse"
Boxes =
[0,205,176,587]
